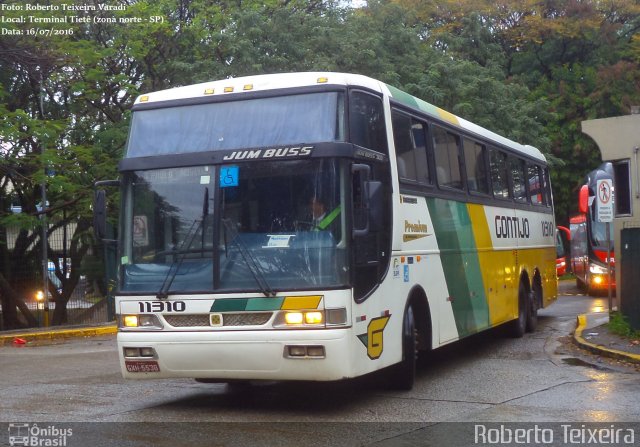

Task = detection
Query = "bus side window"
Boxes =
[391,110,429,184]
[463,139,489,194]
[433,126,463,189]
[509,157,527,202]
[349,91,388,155]
[392,111,416,181]
[490,149,509,199]
[543,168,552,206]
[411,121,430,185]
[527,164,544,205]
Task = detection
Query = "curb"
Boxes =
[0,325,117,346]
[573,314,640,364]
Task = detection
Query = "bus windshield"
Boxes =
[126,92,345,157]
[120,159,349,294]
[590,217,614,249]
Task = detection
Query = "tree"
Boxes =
[2,0,638,329]
[0,0,174,327]
[391,0,640,225]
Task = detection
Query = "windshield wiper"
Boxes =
[222,218,276,297]
[156,219,203,299]
[157,188,210,299]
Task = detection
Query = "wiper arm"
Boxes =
[156,218,203,299]
[157,188,211,299]
[222,218,276,297]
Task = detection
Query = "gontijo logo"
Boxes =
[494,215,530,239]
[8,423,73,446]
[357,315,391,360]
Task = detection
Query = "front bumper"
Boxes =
[118,328,352,381]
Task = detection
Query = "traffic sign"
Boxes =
[596,178,613,222]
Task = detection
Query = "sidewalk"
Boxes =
[574,313,640,364]
[3,304,640,366]
[0,322,117,346]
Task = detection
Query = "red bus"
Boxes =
[569,164,615,295]
[556,225,570,277]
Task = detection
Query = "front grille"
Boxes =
[164,312,273,328]
[164,314,209,327]
[222,312,272,326]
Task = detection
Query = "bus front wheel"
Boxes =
[386,304,417,391]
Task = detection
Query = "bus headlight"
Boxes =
[304,311,323,324]
[119,314,164,330]
[123,315,138,327]
[274,307,347,328]
[280,310,323,326]
[592,276,604,285]
[589,264,608,274]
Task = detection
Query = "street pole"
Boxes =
[39,68,49,327]
[41,177,49,327]
[607,222,613,313]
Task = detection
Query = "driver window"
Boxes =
[349,91,388,155]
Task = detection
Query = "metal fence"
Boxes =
[0,222,114,331]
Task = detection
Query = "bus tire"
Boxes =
[387,304,416,391]
[508,283,527,338]
[525,290,538,332]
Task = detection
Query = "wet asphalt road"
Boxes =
[1,281,638,446]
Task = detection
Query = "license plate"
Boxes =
[125,360,160,373]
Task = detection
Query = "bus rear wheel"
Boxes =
[386,304,416,391]
[526,283,540,332]
[508,283,527,338]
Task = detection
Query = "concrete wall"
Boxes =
[582,113,640,313]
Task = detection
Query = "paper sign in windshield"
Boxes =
[265,234,295,248]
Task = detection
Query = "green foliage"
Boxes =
[607,312,640,340]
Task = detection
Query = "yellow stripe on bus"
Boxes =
[467,203,516,326]
[282,295,322,310]
[436,108,460,126]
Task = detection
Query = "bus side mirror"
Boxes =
[578,184,589,214]
[93,179,119,241]
[93,190,107,240]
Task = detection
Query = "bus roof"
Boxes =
[134,72,546,162]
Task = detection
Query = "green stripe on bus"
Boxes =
[245,297,285,311]
[387,84,439,116]
[211,297,286,312]
[211,299,249,312]
[427,198,490,337]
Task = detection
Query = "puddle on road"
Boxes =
[562,357,603,368]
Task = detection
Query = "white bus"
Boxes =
[98,72,557,390]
